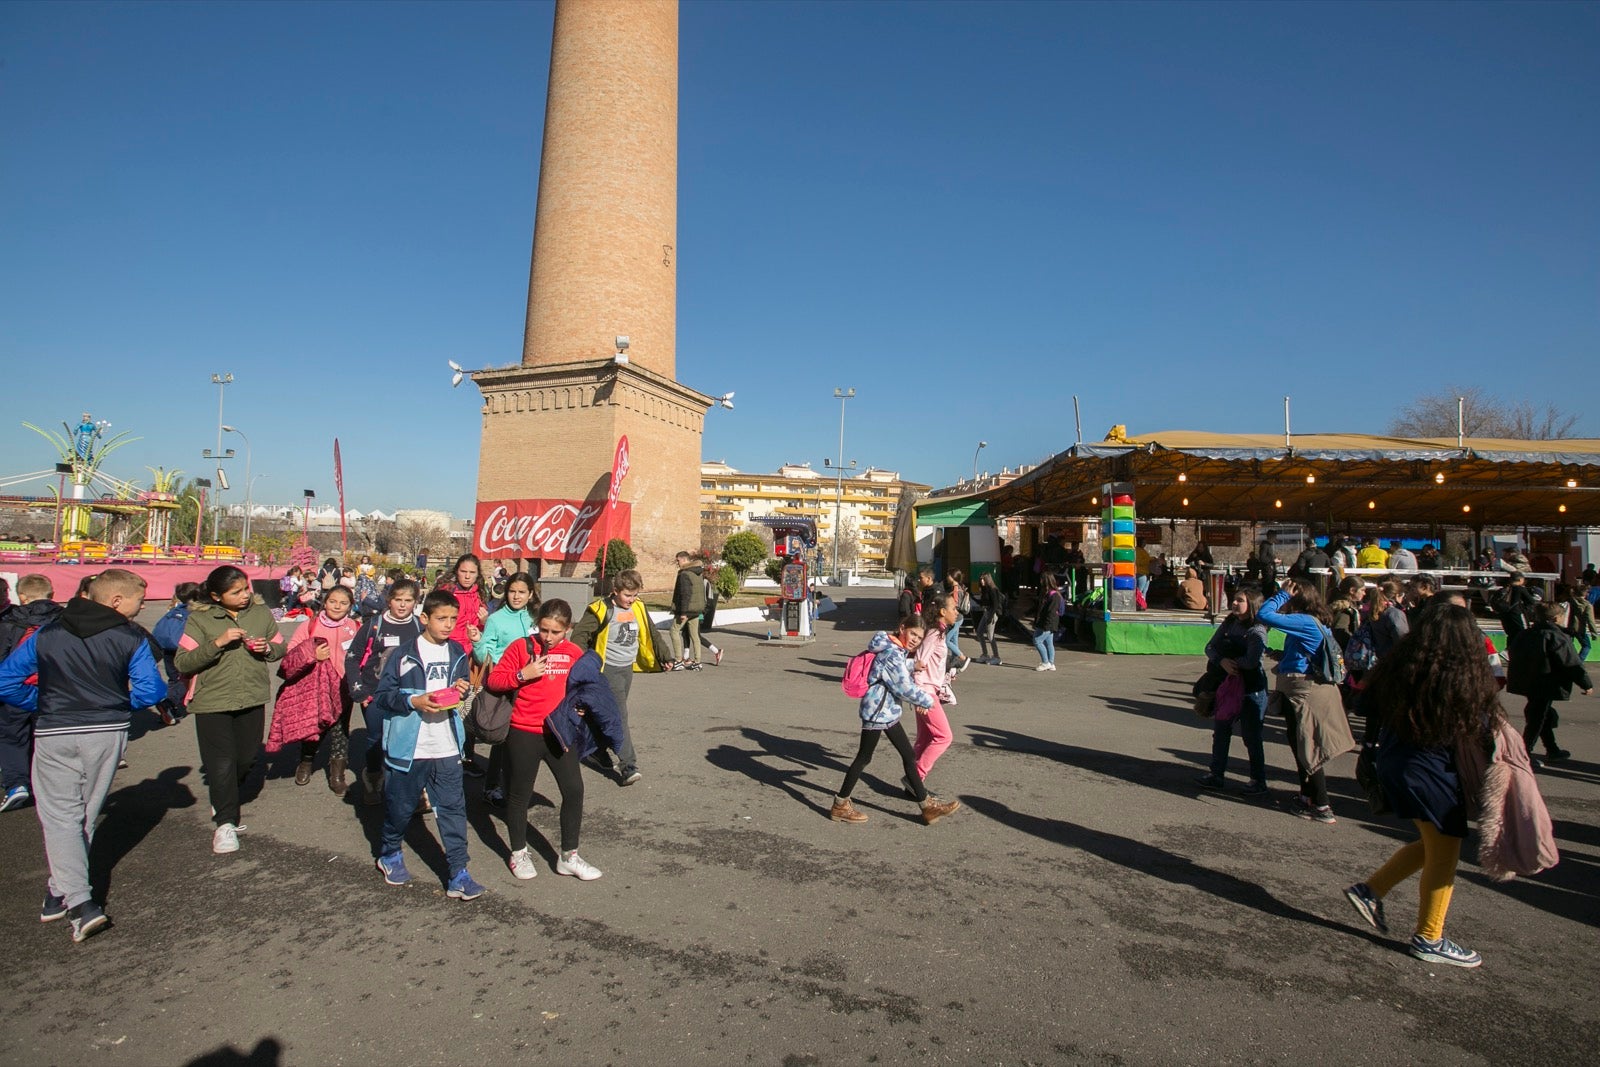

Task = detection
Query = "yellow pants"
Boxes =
[1366,820,1462,942]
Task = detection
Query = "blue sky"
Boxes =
[2,0,1596,518]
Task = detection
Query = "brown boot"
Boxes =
[920,796,961,825]
[830,797,867,824]
[294,759,314,786]
[327,758,348,797]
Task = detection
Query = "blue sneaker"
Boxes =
[0,785,31,812]
[1344,883,1388,934]
[68,901,110,943]
[40,889,68,923]
[447,867,485,901]
[375,851,411,886]
[1409,934,1482,968]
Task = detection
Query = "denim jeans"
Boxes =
[945,618,963,663]
[1031,628,1056,666]
[1579,633,1592,663]
[1209,689,1268,784]
[381,755,468,875]
[976,610,1000,660]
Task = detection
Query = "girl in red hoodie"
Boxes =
[486,599,601,882]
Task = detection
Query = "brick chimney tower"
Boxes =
[473,0,711,587]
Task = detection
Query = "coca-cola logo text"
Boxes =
[474,499,628,561]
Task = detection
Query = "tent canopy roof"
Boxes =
[986,430,1600,528]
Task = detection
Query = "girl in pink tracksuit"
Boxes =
[912,591,959,789]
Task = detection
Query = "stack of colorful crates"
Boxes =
[1101,481,1137,612]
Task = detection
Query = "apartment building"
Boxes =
[700,461,929,572]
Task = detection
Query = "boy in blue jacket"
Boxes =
[0,569,165,942]
[371,589,484,901]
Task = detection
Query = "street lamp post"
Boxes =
[223,425,253,543]
[827,387,855,581]
[301,489,316,542]
[202,373,234,543]
[972,440,988,481]
[247,474,268,547]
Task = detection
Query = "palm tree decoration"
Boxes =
[22,416,140,542]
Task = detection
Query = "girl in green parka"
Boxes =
[174,565,285,855]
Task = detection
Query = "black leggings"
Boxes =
[505,726,583,853]
[838,722,927,802]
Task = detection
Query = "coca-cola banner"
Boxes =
[474,498,630,562]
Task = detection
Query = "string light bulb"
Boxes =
[1305,474,1316,484]
[1178,472,1187,483]
[1367,500,1376,509]
[1559,504,1568,513]
[1462,504,1471,513]
[1181,497,1189,507]
[1274,499,1283,508]
[1434,472,1445,484]
[1568,478,1579,488]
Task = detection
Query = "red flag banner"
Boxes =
[334,438,347,554]
[608,435,630,510]
[475,498,629,562]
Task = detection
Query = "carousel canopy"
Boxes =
[985,431,1600,528]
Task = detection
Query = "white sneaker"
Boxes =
[212,823,239,854]
[556,850,602,881]
[1048,663,1057,671]
[1034,663,1051,672]
[508,847,538,880]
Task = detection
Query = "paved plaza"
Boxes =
[3,588,1597,1066]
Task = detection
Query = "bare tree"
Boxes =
[1389,386,1581,440]
[397,516,450,561]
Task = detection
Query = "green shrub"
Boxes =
[722,531,768,577]
[602,538,636,581]
[764,558,784,583]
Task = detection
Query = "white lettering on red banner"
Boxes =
[608,436,630,509]
[474,499,629,561]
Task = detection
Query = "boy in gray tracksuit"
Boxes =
[0,569,165,943]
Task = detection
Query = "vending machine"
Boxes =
[755,517,819,640]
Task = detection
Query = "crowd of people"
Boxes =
[0,541,1589,969]
[0,550,728,941]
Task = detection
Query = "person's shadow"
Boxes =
[960,794,1388,944]
[185,1038,283,1066]
[89,765,196,905]
[705,726,924,822]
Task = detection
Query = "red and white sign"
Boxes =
[474,498,629,561]
[608,436,630,510]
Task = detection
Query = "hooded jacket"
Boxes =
[858,631,934,729]
[672,561,708,616]
[1507,621,1593,700]
[0,598,64,712]
[0,598,166,735]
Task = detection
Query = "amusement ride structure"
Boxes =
[0,413,231,562]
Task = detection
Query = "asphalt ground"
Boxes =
[2,589,1597,1066]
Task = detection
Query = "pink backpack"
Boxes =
[841,647,876,698]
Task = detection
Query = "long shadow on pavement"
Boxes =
[1459,818,1600,928]
[89,764,196,905]
[960,794,1388,944]
[706,726,867,820]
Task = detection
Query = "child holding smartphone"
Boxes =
[371,590,484,901]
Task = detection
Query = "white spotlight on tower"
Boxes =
[447,359,465,388]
